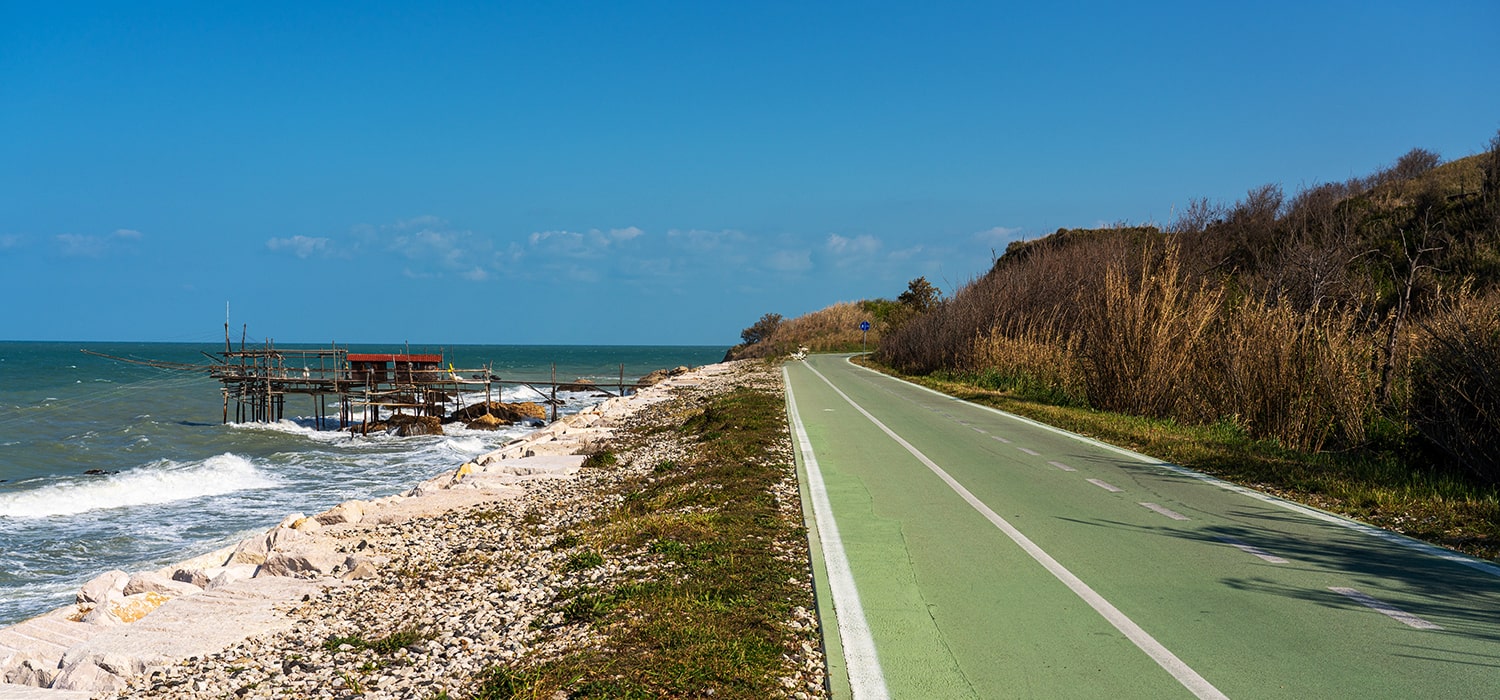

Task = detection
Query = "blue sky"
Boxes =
[3,1,1497,346]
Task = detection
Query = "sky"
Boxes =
[3,1,1498,346]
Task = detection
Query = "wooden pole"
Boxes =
[550,362,558,423]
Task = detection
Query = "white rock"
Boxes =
[258,544,348,577]
[123,570,202,598]
[315,500,366,526]
[50,658,126,692]
[206,564,259,590]
[75,569,128,605]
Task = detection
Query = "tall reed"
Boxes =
[1075,244,1221,418]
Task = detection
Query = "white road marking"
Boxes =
[992,435,1012,444]
[783,368,890,699]
[846,358,1500,579]
[803,362,1228,700]
[1141,502,1189,521]
[971,426,987,434]
[1018,447,1040,456]
[1088,478,1124,493]
[1329,587,1442,630]
[1048,460,1077,472]
[1214,536,1289,564]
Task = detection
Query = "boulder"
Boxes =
[123,571,202,598]
[205,565,258,590]
[637,369,672,387]
[258,544,349,578]
[3,651,59,687]
[314,500,365,526]
[107,591,171,623]
[375,414,443,436]
[50,657,126,692]
[291,516,324,534]
[76,570,129,605]
[80,603,121,627]
[228,534,271,566]
[447,401,545,424]
[556,377,596,392]
[466,412,507,430]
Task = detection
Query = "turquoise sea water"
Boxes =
[0,341,725,625]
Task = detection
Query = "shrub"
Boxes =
[1411,289,1500,484]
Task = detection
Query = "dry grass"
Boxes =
[1075,244,1222,418]
[737,302,878,359]
[1196,298,1381,452]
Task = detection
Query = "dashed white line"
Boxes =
[1018,447,1041,456]
[1048,460,1077,472]
[992,435,1012,444]
[801,362,1228,700]
[1141,502,1189,521]
[1215,536,1289,564]
[1087,478,1124,493]
[1329,587,1442,631]
[783,368,890,699]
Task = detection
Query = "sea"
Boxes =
[0,341,726,626]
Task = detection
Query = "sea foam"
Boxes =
[0,453,275,518]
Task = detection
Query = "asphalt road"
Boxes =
[785,354,1500,699]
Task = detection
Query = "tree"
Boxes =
[898,277,941,313]
[740,313,783,345]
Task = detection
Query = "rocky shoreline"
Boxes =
[0,360,826,699]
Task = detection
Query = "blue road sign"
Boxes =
[860,321,871,332]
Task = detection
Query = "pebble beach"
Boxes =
[0,360,828,699]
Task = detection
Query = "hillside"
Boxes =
[879,137,1500,487]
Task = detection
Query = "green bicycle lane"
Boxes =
[786,354,1500,699]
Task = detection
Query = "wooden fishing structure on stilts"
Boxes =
[82,324,643,432]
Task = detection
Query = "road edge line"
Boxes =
[783,365,890,700]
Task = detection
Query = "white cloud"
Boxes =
[266,235,333,259]
[0,234,23,250]
[665,228,747,251]
[609,226,644,242]
[973,226,1022,244]
[113,228,143,240]
[888,245,925,261]
[767,249,812,273]
[55,234,107,257]
[826,233,882,257]
[461,266,489,281]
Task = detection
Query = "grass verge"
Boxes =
[471,379,813,699]
[854,356,1500,561]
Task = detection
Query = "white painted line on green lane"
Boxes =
[1214,537,1289,564]
[806,363,1230,700]
[845,358,1500,579]
[992,435,1012,444]
[1329,587,1442,630]
[783,367,890,700]
[1018,447,1040,456]
[1141,503,1189,521]
[1088,478,1125,493]
[1048,460,1078,472]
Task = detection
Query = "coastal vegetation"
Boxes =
[724,277,942,361]
[472,365,818,698]
[743,133,1500,560]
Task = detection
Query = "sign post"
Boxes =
[860,320,871,353]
